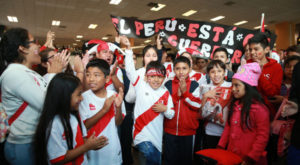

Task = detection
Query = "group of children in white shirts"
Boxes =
[1,28,272,165]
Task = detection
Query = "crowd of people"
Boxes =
[0,26,299,165]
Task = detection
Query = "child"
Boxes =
[207,47,234,83]
[269,56,300,108]
[79,59,125,165]
[164,56,202,165]
[200,60,232,149]
[195,57,208,74]
[181,51,207,85]
[218,62,270,164]
[247,33,283,116]
[124,44,175,165]
[34,73,108,165]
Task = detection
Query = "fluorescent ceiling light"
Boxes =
[76,40,81,42]
[151,4,166,11]
[7,16,18,22]
[88,24,98,29]
[76,35,83,38]
[254,25,268,29]
[210,16,225,21]
[234,20,248,26]
[182,10,197,17]
[73,43,77,45]
[102,37,108,40]
[52,20,60,26]
[144,40,152,43]
[109,0,122,5]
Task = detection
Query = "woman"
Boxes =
[0,28,65,164]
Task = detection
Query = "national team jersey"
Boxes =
[47,114,88,165]
[124,49,175,152]
[79,90,124,165]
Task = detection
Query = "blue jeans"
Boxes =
[4,141,35,165]
[287,145,300,165]
[136,141,161,165]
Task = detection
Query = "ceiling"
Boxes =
[1,0,300,50]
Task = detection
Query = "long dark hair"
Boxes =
[34,73,82,165]
[228,81,265,130]
[0,28,30,75]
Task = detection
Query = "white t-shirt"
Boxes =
[124,49,175,152]
[79,90,124,165]
[200,81,232,136]
[47,114,88,165]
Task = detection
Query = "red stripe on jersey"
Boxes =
[87,105,115,137]
[50,155,65,164]
[133,91,169,139]
[105,78,113,88]
[8,101,28,125]
[74,124,85,164]
[133,76,140,86]
[191,73,202,81]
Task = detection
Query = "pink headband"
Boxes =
[146,68,164,77]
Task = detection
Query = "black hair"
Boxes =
[146,60,166,77]
[174,56,191,67]
[166,53,176,62]
[286,45,300,55]
[284,55,300,67]
[206,60,226,73]
[213,47,228,59]
[34,73,82,165]
[142,45,158,66]
[196,57,208,63]
[248,32,269,49]
[0,28,30,75]
[228,81,265,130]
[86,58,110,77]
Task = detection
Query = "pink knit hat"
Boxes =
[233,62,261,86]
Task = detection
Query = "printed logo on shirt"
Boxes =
[264,74,270,80]
[89,104,96,111]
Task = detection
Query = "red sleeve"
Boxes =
[247,104,270,161]
[258,63,283,97]
[182,89,201,111]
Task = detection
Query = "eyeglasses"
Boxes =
[26,39,37,44]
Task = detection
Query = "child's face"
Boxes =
[213,51,228,64]
[146,75,165,89]
[70,85,83,111]
[144,48,158,67]
[96,49,113,65]
[232,79,246,99]
[249,43,269,63]
[284,60,299,80]
[244,44,251,60]
[86,67,109,93]
[208,65,225,86]
[197,58,207,69]
[174,62,191,80]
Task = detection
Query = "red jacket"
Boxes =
[164,77,201,136]
[247,58,283,115]
[218,101,270,164]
